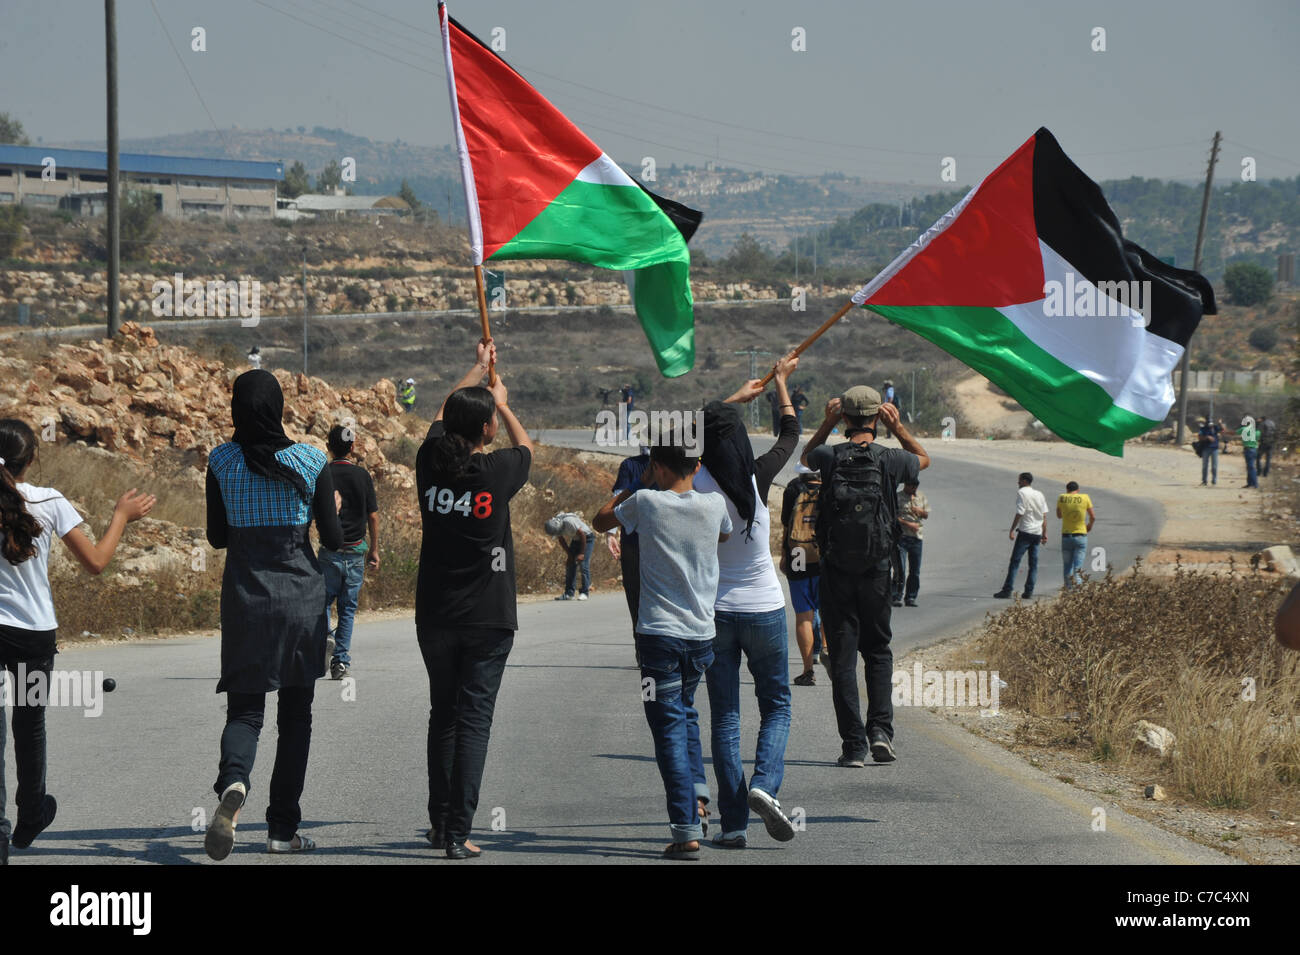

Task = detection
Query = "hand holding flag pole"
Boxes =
[472,264,498,385]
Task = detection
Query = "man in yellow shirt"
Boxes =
[1056,481,1095,589]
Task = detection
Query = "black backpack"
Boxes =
[816,441,896,567]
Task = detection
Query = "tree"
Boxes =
[115,189,159,259]
[316,159,342,194]
[1224,262,1274,306]
[398,179,422,214]
[724,232,774,274]
[281,160,310,199]
[0,204,27,258]
[0,112,31,145]
[1249,326,1279,352]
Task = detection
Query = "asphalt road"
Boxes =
[10,435,1228,865]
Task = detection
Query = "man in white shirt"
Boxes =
[994,472,1049,600]
[545,511,594,600]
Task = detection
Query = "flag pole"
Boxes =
[757,299,855,386]
[472,264,498,385]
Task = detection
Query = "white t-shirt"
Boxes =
[1015,486,1050,535]
[0,483,84,631]
[694,466,786,613]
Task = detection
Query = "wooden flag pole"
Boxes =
[757,298,856,387]
[473,264,498,385]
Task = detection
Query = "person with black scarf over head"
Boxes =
[694,352,802,848]
[203,370,343,861]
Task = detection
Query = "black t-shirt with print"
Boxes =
[415,422,531,631]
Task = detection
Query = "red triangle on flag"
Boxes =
[865,135,1044,308]
[443,11,602,259]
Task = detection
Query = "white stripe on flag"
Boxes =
[438,2,484,265]
[577,153,638,188]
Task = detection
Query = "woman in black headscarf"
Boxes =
[203,370,342,861]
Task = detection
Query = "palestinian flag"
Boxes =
[438,2,702,377]
[853,128,1215,456]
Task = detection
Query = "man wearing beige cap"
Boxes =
[800,386,930,766]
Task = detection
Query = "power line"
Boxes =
[147,0,234,158]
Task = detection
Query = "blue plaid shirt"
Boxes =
[209,442,326,527]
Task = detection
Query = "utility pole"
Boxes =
[105,0,120,337]
[1176,130,1221,445]
[733,348,773,429]
[794,236,799,284]
[301,248,308,375]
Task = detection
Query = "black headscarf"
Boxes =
[701,400,757,540]
[231,370,310,501]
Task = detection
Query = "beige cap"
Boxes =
[842,385,882,418]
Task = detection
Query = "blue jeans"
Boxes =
[705,608,791,838]
[1244,447,1258,487]
[321,549,365,665]
[1201,446,1219,484]
[1001,531,1040,595]
[1061,533,1087,588]
[564,535,595,597]
[636,634,713,843]
[893,536,923,601]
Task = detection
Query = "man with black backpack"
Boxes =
[800,387,929,766]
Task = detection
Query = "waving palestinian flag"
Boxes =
[438,2,701,377]
[853,128,1215,456]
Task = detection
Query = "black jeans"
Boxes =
[820,561,895,755]
[620,539,641,634]
[215,684,316,842]
[0,637,55,842]
[892,537,923,602]
[417,626,514,845]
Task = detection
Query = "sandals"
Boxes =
[267,833,317,853]
[204,783,246,862]
[663,841,700,860]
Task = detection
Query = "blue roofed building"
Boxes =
[0,145,283,220]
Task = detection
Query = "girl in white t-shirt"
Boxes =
[0,419,154,862]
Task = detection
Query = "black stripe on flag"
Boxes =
[637,181,704,244]
[1031,127,1215,348]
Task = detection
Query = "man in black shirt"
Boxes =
[801,387,929,767]
[321,425,379,680]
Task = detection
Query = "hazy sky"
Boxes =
[3,0,1297,185]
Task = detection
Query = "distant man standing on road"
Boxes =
[1259,414,1277,479]
[801,387,929,767]
[892,479,928,608]
[1238,419,1260,489]
[790,385,810,434]
[1056,481,1094,589]
[247,346,262,370]
[994,473,1048,600]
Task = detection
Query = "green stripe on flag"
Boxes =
[866,304,1157,456]
[491,178,688,270]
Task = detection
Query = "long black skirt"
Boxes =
[217,524,327,694]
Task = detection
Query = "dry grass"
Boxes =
[983,559,1300,812]
[52,566,221,638]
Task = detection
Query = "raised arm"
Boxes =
[62,488,156,575]
[436,339,496,422]
[800,397,842,469]
[488,375,534,454]
[754,353,801,495]
[594,488,634,533]
[877,403,929,471]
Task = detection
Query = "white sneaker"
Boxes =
[747,787,795,842]
[205,781,246,862]
[577,593,588,601]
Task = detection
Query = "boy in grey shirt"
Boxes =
[595,441,732,860]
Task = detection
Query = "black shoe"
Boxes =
[891,598,903,607]
[870,733,896,763]
[836,751,867,768]
[904,599,918,607]
[445,841,483,860]
[747,788,796,842]
[1021,591,1033,599]
[425,827,445,849]
[993,589,1012,599]
[793,670,816,686]
[713,834,747,849]
[11,794,56,849]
